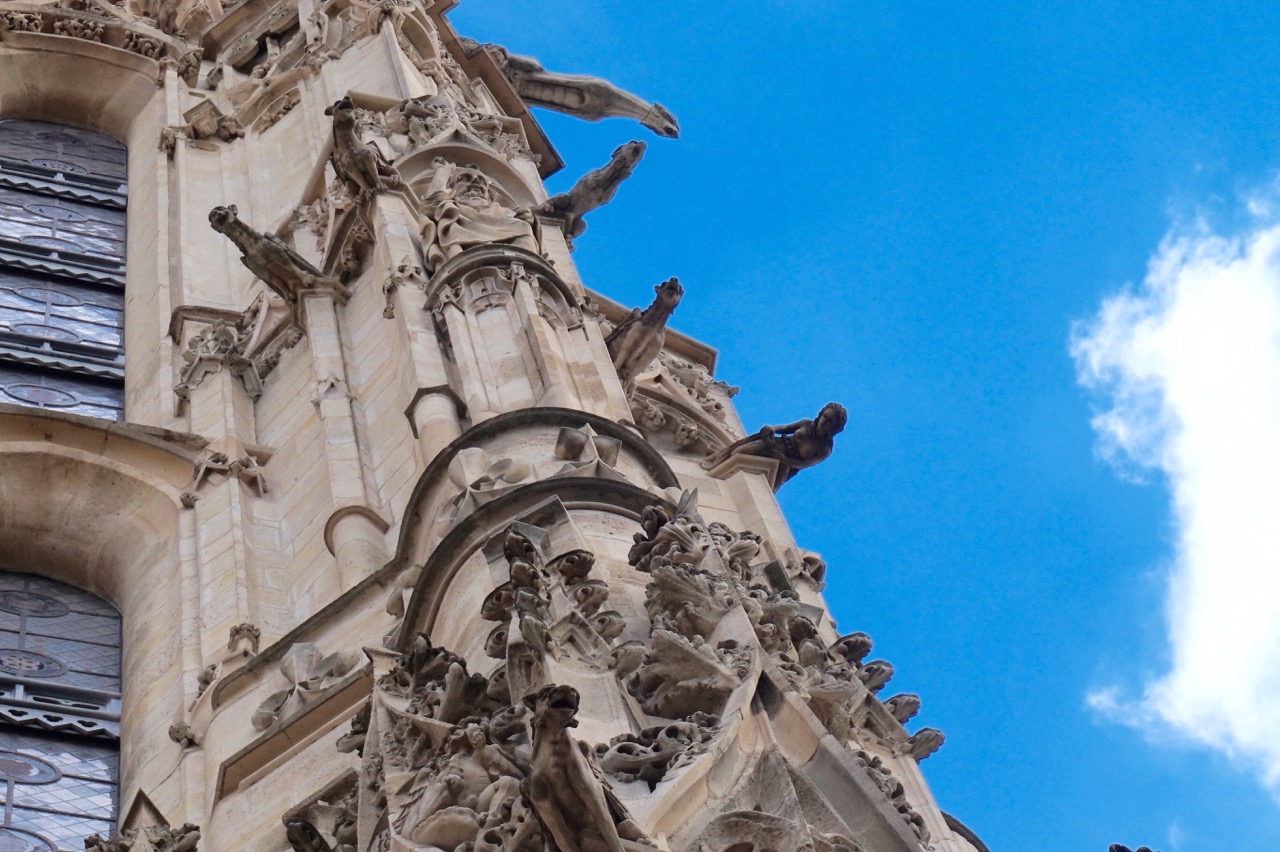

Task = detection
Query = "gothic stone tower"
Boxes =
[0,2,989,851]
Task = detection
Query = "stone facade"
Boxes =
[0,2,988,850]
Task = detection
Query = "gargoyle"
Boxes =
[537,141,645,244]
[462,39,679,138]
[209,205,343,306]
[605,277,683,388]
[524,684,648,852]
[324,96,400,200]
[701,402,848,489]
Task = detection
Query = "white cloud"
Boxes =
[1072,208,1280,793]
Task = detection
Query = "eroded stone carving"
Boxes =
[419,161,541,274]
[0,10,43,31]
[851,749,930,844]
[896,726,944,762]
[253,643,360,730]
[537,141,645,246]
[628,630,748,719]
[53,16,104,41]
[168,721,200,748]
[702,401,848,489]
[229,622,262,654]
[657,351,738,421]
[525,684,650,852]
[209,204,344,309]
[595,711,719,787]
[379,633,498,723]
[464,39,679,138]
[605,277,683,389]
[883,693,921,724]
[326,96,402,200]
[85,823,200,852]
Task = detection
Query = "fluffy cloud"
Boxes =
[1072,211,1280,791]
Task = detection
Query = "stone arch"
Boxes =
[397,142,540,208]
[0,38,163,146]
[0,406,193,815]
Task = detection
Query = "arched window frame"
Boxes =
[0,119,127,421]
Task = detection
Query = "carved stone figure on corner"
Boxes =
[701,401,848,488]
[524,684,648,852]
[325,96,401,200]
[605,277,683,388]
[209,205,343,308]
[537,141,646,246]
[463,39,680,138]
[86,823,201,852]
[420,163,541,273]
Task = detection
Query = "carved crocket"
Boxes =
[537,141,646,243]
[209,205,343,306]
[605,277,683,388]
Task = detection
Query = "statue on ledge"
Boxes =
[702,402,847,488]
[419,161,541,273]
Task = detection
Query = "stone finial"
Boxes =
[537,141,646,245]
[606,277,683,388]
[702,402,848,489]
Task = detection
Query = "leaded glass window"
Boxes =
[0,120,126,421]
[0,573,121,850]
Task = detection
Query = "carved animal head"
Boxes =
[611,140,647,166]
[524,683,580,729]
[284,818,333,852]
[651,277,683,311]
[641,103,680,138]
[324,96,357,127]
[208,204,239,232]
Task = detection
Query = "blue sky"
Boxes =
[448,3,1280,849]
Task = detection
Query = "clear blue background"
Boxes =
[449,3,1280,849]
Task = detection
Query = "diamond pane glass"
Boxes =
[0,121,125,421]
[0,365,122,421]
[0,121,126,184]
[0,574,120,693]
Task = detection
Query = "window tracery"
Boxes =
[0,120,126,420]
[0,572,121,850]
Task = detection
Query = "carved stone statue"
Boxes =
[419,162,541,273]
[324,96,401,200]
[209,205,343,306]
[701,402,848,488]
[463,39,679,138]
[605,277,683,388]
[537,141,645,245]
[524,684,646,852]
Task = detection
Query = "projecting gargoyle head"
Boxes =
[653,276,684,309]
[525,683,580,729]
[208,204,239,232]
[324,96,357,126]
[611,139,648,166]
[641,103,680,138]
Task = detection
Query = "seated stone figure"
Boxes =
[702,402,847,488]
[420,162,541,273]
